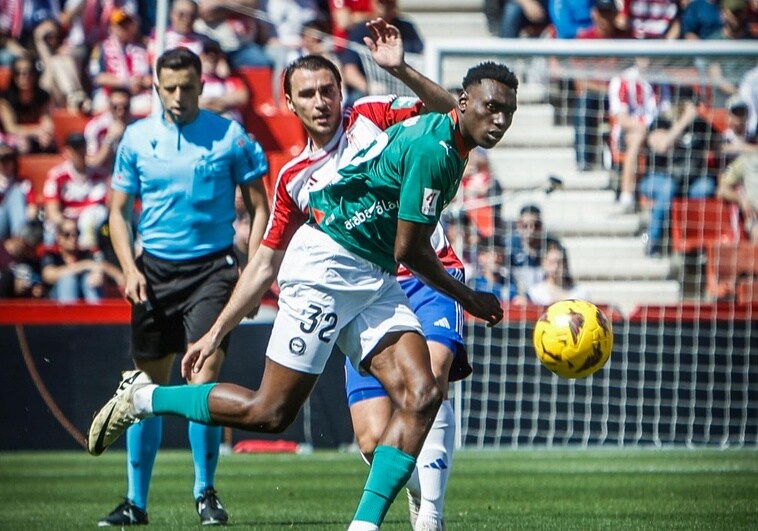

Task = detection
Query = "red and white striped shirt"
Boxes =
[43,161,108,220]
[262,96,463,277]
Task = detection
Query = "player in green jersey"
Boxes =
[88,61,518,531]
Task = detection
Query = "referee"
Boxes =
[99,47,269,527]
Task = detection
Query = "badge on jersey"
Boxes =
[422,188,441,216]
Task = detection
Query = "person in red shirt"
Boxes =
[43,133,109,249]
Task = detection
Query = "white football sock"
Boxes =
[347,520,379,531]
[132,384,157,416]
[415,400,455,523]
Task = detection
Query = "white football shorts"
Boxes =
[266,224,423,374]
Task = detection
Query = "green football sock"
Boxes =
[352,445,416,525]
[152,383,216,424]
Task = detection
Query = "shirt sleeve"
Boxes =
[230,122,268,185]
[111,129,140,195]
[261,170,308,250]
[397,138,458,225]
[352,96,425,131]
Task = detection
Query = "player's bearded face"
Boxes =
[157,67,203,125]
[459,79,517,150]
[286,68,342,145]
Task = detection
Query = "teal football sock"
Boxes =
[152,384,216,424]
[353,445,416,525]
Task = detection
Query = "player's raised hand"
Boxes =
[464,291,504,327]
[363,18,404,70]
[181,333,220,379]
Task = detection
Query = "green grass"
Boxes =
[0,448,757,530]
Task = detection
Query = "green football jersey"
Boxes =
[309,112,468,273]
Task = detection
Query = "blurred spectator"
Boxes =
[576,0,632,38]
[701,0,756,107]
[17,0,62,46]
[573,0,630,171]
[471,235,520,303]
[199,39,249,124]
[84,87,133,176]
[487,0,549,38]
[616,0,680,39]
[296,19,368,106]
[32,18,91,112]
[77,0,140,53]
[195,0,274,69]
[527,238,589,305]
[458,146,502,238]
[639,94,720,256]
[739,63,758,138]
[608,58,659,213]
[722,95,751,162]
[348,0,424,54]
[41,217,123,302]
[717,142,758,241]
[549,0,593,39]
[150,0,205,57]
[0,56,56,154]
[88,8,152,116]
[329,0,374,46]
[0,24,26,66]
[0,141,33,240]
[0,219,45,298]
[506,204,546,296]
[266,0,319,53]
[709,0,755,39]
[680,0,723,39]
[43,133,109,249]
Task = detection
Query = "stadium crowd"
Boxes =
[1,0,757,303]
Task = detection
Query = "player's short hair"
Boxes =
[520,203,542,217]
[156,47,202,78]
[283,55,342,97]
[462,62,519,93]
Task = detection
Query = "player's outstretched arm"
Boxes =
[395,220,503,326]
[181,245,286,377]
[363,18,455,113]
[240,179,271,266]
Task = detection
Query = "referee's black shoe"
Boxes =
[98,499,148,526]
[196,486,228,526]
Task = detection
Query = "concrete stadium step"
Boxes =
[404,0,481,11]
[493,170,610,191]
[581,280,681,315]
[562,237,647,259]
[510,104,555,130]
[406,11,488,40]
[503,126,574,147]
[489,147,577,180]
[570,256,672,281]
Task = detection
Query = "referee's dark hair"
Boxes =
[156,47,202,77]
[283,54,342,97]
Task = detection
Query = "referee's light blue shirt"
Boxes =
[112,110,268,261]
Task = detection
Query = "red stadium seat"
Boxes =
[0,66,11,91]
[17,153,65,203]
[670,198,743,254]
[51,109,91,149]
[736,277,758,305]
[705,242,758,299]
[246,112,306,156]
[237,67,275,112]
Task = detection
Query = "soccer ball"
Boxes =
[532,299,613,379]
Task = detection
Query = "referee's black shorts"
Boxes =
[131,247,239,360]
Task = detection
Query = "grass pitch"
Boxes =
[0,448,756,530]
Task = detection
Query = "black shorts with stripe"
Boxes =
[131,247,238,360]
